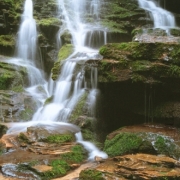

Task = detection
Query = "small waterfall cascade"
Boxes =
[15,0,45,86]
[56,0,107,49]
[16,0,37,62]
[138,0,176,31]
[7,0,108,160]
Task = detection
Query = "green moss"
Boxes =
[98,59,127,82]
[61,145,86,163]
[170,28,180,37]
[18,132,30,144]
[167,65,180,77]
[44,96,53,106]
[58,44,74,61]
[131,60,151,72]
[43,134,74,144]
[131,73,146,83]
[19,108,34,121]
[0,71,14,89]
[51,44,74,80]
[69,92,88,122]
[103,132,143,157]
[41,145,86,179]
[11,85,24,92]
[99,46,108,55]
[79,169,105,180]
[0,62,27,90]
[0,35,15,47]
[38,18,61,26]
[154,135,180,159]
[0,142,6,155]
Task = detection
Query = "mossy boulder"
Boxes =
[51,44,74,80]
[69,92,88,123]
[0,60,27,90]
[79,169,105,180]
[0,35,15,56]
[103,125,180,160]
[100,0,149,42]
[98,42,180,83]
[38,18,61,41]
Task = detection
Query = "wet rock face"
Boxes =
[0,90,38,123]
[96,42,180,133]
[158,0,180,14]
[100,0,150,42]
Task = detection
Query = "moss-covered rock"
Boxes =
[79,169,105,180]
[43,134,74,144]
[0,35,15,56]
[100,0,149,42]
[0,61,27,90]
[98,42,180,83]
[69,92,88,122]
[104,132,144,157]
[103,125,180,160]
[41,145,87,179]
[51,44,74,80]
[38,18,61,41]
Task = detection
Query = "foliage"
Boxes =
[19,108,34,121]
[104,132,143,157]
[69,92,88,122]
[168,65,180,77]
[43,134,74,144]
[60,145,86,163]
[41,145,86,179]
[11,85,24,92]
[131,73,146,83]
[131,60,151,72]
[79,169,105,180]
[0,35,15,47]
[58,44,74,61]
[154,135,180,159]
[51,44,74,80]
[38,18,61,26]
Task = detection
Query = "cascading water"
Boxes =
[14,0,45,86]
[7,0,108,160]
[16,0,37,62]
[138,0,176,31]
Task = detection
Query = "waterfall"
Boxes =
[138,0,176,31]
[14,0,45,86]
[7,0,108,160]
[16,0,37,62]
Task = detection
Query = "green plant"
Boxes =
[104,132,143,157]
[168,65,180,77]
[79,169,105,180]
[61,145,86,163]
[44,134,74,144]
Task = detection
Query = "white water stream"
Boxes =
[138,0,176,31]
[6,0,108,160]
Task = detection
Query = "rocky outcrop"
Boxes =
[79,153,180,180]
[100,0,150,42]
[96,42,180,134]
[79,124,180,180]
[0,123,87,179]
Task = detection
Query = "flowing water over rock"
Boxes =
[138,0,176,30]
[5,0,108,161]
